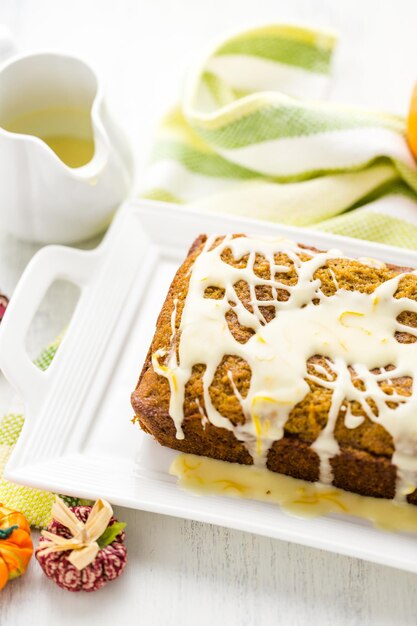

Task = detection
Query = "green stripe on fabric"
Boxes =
[0,414,24,446]
[202,72,236,107]
[193,103,404,150]
[142,188,184,203]
[152,140,260,179]
[347,179,417,211]
[202,72,250,107]
[225,25,337,49]
[215,35,333,74]
[34,333,63,371]
[317,209,417,249]
[386,180,417,200]
[161,107,212,151]
[223,25,336,49]
[393,160,417,194]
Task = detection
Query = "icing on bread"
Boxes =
[152,235,417,501]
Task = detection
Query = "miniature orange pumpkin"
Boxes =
[0,503,33,590]
[407,82,417,159]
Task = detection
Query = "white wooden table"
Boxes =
[1,1,417,624]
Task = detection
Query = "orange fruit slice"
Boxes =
[407,82,417,158]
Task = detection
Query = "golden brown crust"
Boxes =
[131,235,417,504]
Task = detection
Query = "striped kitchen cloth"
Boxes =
[142,24,417,249]
[0,337,82,528]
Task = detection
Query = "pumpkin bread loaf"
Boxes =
[131,234,417,505]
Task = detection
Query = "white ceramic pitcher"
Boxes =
[0,32,133,243]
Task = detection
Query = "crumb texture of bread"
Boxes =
[131,234,417,504]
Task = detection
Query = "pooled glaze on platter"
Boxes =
[170,453,417,533]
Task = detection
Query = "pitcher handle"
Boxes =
[0,25,17,65]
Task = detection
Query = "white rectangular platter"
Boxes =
[2,199,417,573]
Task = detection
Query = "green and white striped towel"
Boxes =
[0,338,82,527]
[142,24,417,249]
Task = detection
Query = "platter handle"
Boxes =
[0,244,97,412]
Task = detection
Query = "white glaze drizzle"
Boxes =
[196,398,208,429]
[153,235,417,499]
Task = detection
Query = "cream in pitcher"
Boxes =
[0,49,133,243]
[4,107,95,168]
